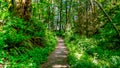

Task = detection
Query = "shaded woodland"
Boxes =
[0,0,120,68]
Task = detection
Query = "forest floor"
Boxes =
[41,38,69,68]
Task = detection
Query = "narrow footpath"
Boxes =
[41,38,68,68]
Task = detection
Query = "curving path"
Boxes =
[41,38,68,68]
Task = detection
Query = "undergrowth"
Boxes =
[64,24,120,68]
[0,15,57,68]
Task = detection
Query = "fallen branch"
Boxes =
[94,0,120,37]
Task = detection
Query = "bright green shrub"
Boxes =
[0,12,57,67]
[65,29,120,68]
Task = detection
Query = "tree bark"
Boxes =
[59,0,62,31]
[15,0,31,20]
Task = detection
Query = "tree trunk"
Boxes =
[15,0,31,20]
[59,0,62,31]
[65,0,68,28]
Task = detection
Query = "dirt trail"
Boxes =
[41,38,68,68]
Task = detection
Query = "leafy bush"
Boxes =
[64,29,120,68]
[0,12,57,68]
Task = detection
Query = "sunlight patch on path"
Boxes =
[52,64,68,68]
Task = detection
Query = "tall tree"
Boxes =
[59,0,62,31]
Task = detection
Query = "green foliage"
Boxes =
[0,33,5,48]
[0,11,57,68]
[1,0,120,68]
[64,27,120,68]
[0,1,58,67]
[28,48,49,65]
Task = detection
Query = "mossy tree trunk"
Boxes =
[9,0,31,20]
